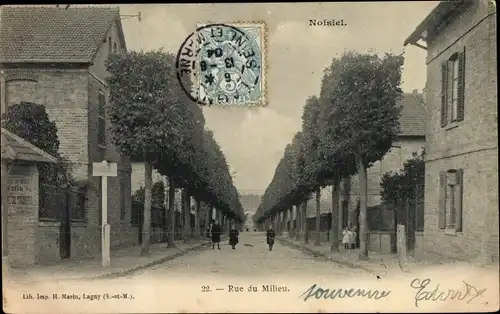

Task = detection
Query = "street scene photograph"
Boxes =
[1,1,498,313]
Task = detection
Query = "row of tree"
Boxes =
[106,50,245,255]
[253,51,405,259]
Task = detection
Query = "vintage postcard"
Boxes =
[1,2,499,313]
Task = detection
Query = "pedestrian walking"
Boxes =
[266,225,276,251]
[211,220,222,250]
[342,226,350,250]
[229,225,239,249]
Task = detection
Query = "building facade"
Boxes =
[405,0,498,263]
[0,7,137,264]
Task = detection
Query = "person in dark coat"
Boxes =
[211,220,222,250]
[266,225,276,251]
[229,225,239,249]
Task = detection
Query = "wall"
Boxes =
[89,20,123,80]
[341,137,425,224]
[87,22,136,251]
[4,68,90,180]
[424,149,498,261]
[36,221,60,263]
[7,163,39,266]
[423,0,498,262]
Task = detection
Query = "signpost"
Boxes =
[92,160,117,267]
[397,224,407,265]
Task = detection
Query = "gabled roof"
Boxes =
[1,128,58,163]
[398,93,426,137]
[404,0,473,47]
[0,6,126,63]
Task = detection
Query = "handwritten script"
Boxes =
[410,278,487,307]
[299,284,391,302]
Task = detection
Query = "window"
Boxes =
[98,90,106,147]
[113,42,118,53]
[448,55,459,122]
[441,48,466,127]
[438,169,463,232]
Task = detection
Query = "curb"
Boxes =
[77,241,212,281]
[277,237,376,275]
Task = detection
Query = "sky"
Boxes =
[116,2,439,195]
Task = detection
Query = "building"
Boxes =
[322,92,426,252]
[339,92,426,217]
[404,0,498,263]
[1,128,59,267]
[131,162,168,196]
[301,93,426,223]
[0,6,137,264]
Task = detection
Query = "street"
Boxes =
[115,232,369,281]
[5,232,498,313]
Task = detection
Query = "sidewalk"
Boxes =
[277,235,459,276]
[6,238,213,283]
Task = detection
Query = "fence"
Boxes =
[39,184,86,221]
[305,213,332,231]
[369,199,424,232]
[368,204,394,231]
[131,202,208,244]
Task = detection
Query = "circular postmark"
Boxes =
[176,23,262,106]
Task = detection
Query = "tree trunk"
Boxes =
[275,214,279,234]
[182,190,191,240]
[206,206,212,234]
[284,210,288,234]
[357,155,369,260]
[221,214,225,230]
[303,201,309,243]
[278,212,283,235]
[295,205,301,241]
[194,199,200,238]
[167,177,176,248]
[288,207,293,238]
[330,178,340,252]
[140,161,153,256]
[315,188,321,246]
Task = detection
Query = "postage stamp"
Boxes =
[176,22,267,107]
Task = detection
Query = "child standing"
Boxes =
[342,227,350,250]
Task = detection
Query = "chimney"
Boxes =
[412,89,419,95]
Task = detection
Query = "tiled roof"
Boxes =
[398,93,426,137]
[1,128,58,163]
[0,6,121,63]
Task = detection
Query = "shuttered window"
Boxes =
[438,169,463,231]
[441,47,466,127]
